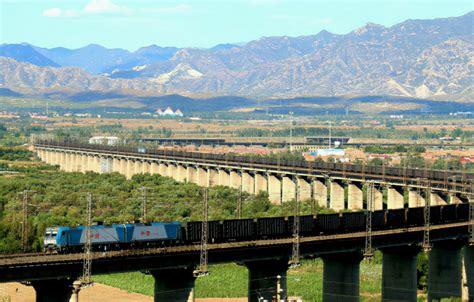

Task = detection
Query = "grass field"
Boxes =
[94,259,386,301]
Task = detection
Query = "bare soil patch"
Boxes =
[0,282,246,302]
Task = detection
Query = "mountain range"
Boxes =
[0,11,472,101]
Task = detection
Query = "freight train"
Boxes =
[44,203,470,253]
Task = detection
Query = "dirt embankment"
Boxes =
[1,282,246,302]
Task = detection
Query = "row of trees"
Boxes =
[235,126,473,142]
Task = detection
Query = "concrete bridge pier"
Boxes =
[430,192,448,206]
[94,156,101,173]
[450,193,463,204]
[218,169,230,186]
[158,162,167,176]
[134,160,143,175]
[196,167,209,187]
[348,182,363,211]
[267,174,282,204]
[150,162,159,175]
[244,258,288,302]
[387,185,404,209]
[297,177,312,201]
[282,175,296,202]
[119,158,127,176]
[143,161,151,174]
[30,278,77,302]
[63,153,70,172]
[80,154,88,172]
[312,178,328,208]
[60,152,67,170]
[329,179,345,211]
[254,173,267,194]
[208,168,219,187]
[322,252,363,302]
[381,246,420,302]
[463,245,474,302]
[242,172,255,194]
[428,241,463,301]
[150,267,196,302]
[408,188,426,208]
[372,184,384,210]
[168,164,177,179]
[126,159,134,179]
[176,165,187,182]
[229,170,241,190]
[187,166,197,184]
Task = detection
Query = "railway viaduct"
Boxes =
[1,219,473,302]
[34,141,472,210]
[11,141,470,302]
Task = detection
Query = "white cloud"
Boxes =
[147,4,192,13]
[43,0,129,18]
[63,10,80,18]
[248,0,282,6]
[42,7,79,18]
[42,8,62,17]
[84,0,129,14]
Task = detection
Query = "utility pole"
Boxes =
[469,181,473,246]
[364,181,374,259]
[81,192,93,287]
[422,179,432,252]
[237,186,242,219]
[139,186,152,223]
[194,188,209,277]
[328,121,332,148]
[20,190,36,252]
[290,180,301,268]
[289,111,294,152]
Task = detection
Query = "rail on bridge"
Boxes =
[1,202,473,302]
[34,141,473,209]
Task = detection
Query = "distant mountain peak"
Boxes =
[0,44,60,67]
[354,22,386,35]
[210,43,240,51]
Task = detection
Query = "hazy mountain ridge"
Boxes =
[0,11,472,100]
[0,44,60,67]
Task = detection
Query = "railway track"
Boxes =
[0,252,45,260]
[35,142,473,192]
[1,221,471,267]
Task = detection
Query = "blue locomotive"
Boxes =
[44,222,181,252]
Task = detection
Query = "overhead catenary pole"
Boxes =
[469,181,473,246]
[422,178,432,252]
[139,186,152,223]
[194,188,209,277]
[81,192,93,287]
[290,179,301,268]
[364,181,374,259]
[289,111,294,152]
[20,190,37,252]
[328,121,332,148]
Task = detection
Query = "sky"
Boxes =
[1,0,472,51]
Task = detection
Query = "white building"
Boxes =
[156,107,184,117]
[89,136,121,146]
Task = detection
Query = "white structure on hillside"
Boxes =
[156,107,184,117]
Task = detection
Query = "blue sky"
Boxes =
[1,0,472,50]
